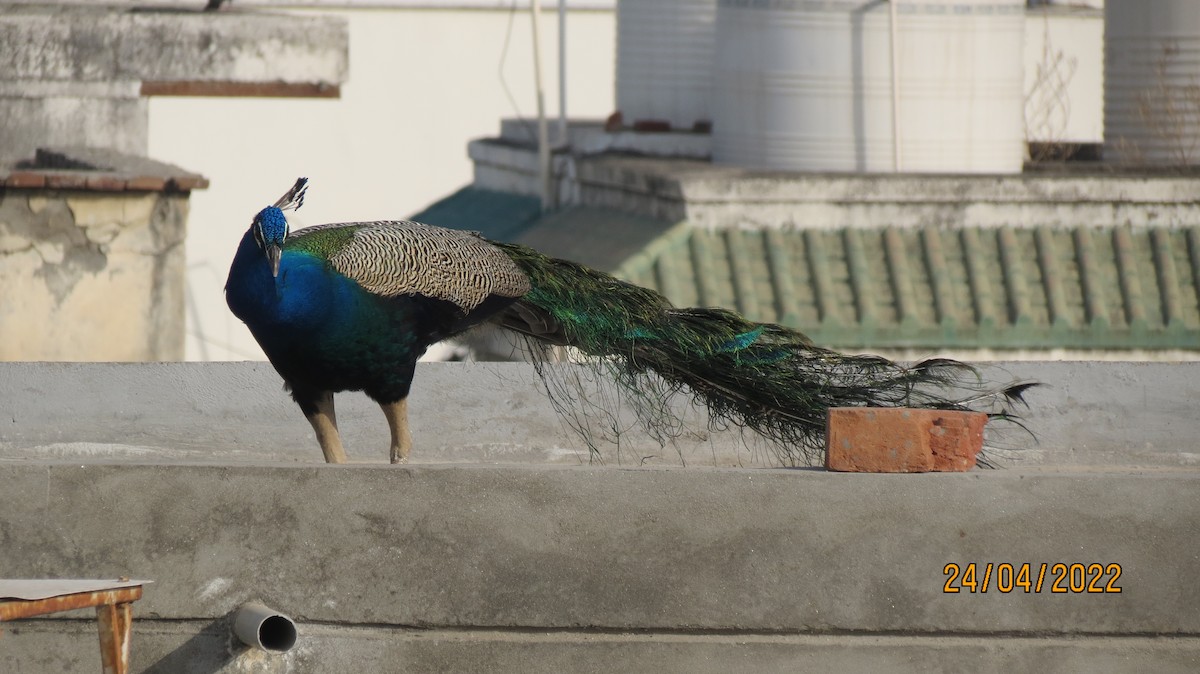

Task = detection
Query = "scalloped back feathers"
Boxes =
[287,221,530,311]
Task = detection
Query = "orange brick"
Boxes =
[170,175,210,191]
[825,408,987,473]
[43,171,90,190]
[86,174,129,192]
[124,175,166,191]
[4,171,46,188]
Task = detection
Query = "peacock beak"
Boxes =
[266,243,282,278]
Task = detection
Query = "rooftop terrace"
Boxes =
[1,361,1197,672]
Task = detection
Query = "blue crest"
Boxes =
[253,206,289,246]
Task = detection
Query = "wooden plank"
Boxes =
[141,80,341,98]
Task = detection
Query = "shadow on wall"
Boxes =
[143,616,233,674]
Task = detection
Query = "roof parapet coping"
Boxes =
[1,147,208,193]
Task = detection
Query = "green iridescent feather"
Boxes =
[493,241,1033,465]
[235,175,1031,467]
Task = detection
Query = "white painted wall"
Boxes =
[148,6,616,360]
[148,4,1104,361]
[1024,8,1104,144]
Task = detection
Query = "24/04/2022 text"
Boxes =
[943,563,1122,594]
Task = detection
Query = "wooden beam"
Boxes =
[141,80,340,98]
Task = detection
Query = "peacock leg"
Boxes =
[380,398,412,464]
[304,390,347,464]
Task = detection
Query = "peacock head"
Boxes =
[251,206,289,277]
[251,177,308,277]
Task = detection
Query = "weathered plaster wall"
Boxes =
[0,4,347,162]
[0,189,188,360]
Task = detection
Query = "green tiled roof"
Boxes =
[617,225,1200,350]
[411,187,1200,350]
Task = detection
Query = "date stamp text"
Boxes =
[942,563,1123,594]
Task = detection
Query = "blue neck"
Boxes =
[226,228,349,335]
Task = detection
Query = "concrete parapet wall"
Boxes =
[0,463,1196,672]
[0,361,1197,671]
[0,5,347,87]
[0,4,348,160]
[470,134,1200,231]
[0,88,149,158]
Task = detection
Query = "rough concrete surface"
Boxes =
[0,464,1197,672]
[0,4,347,161]
[6,622,1199,674]
[0,5,347,85]
[3,463,1196,632]
[1,361,1198,467]
[1,361,1198,672]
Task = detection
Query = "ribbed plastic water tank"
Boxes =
[1105,0,1200,166]
[712,0,1026,173]
[616,0,716,130]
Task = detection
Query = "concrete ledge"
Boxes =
[470,128,1200,229]
[0,4,347,160]
[2,147,208,192]
[1,463,1196,634]
[1,361,1199,467]
[0,6,347,85]
[5,621,1198,674]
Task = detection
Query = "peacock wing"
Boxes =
[288,220,531,312]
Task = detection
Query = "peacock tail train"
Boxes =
[491,241,1034,465]
[228,177,1032,466]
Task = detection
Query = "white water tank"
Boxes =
[1105,0,1200,166]
[616,0,716,130]
[712,0,1027,173]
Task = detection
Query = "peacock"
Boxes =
[225,178,1031,465]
